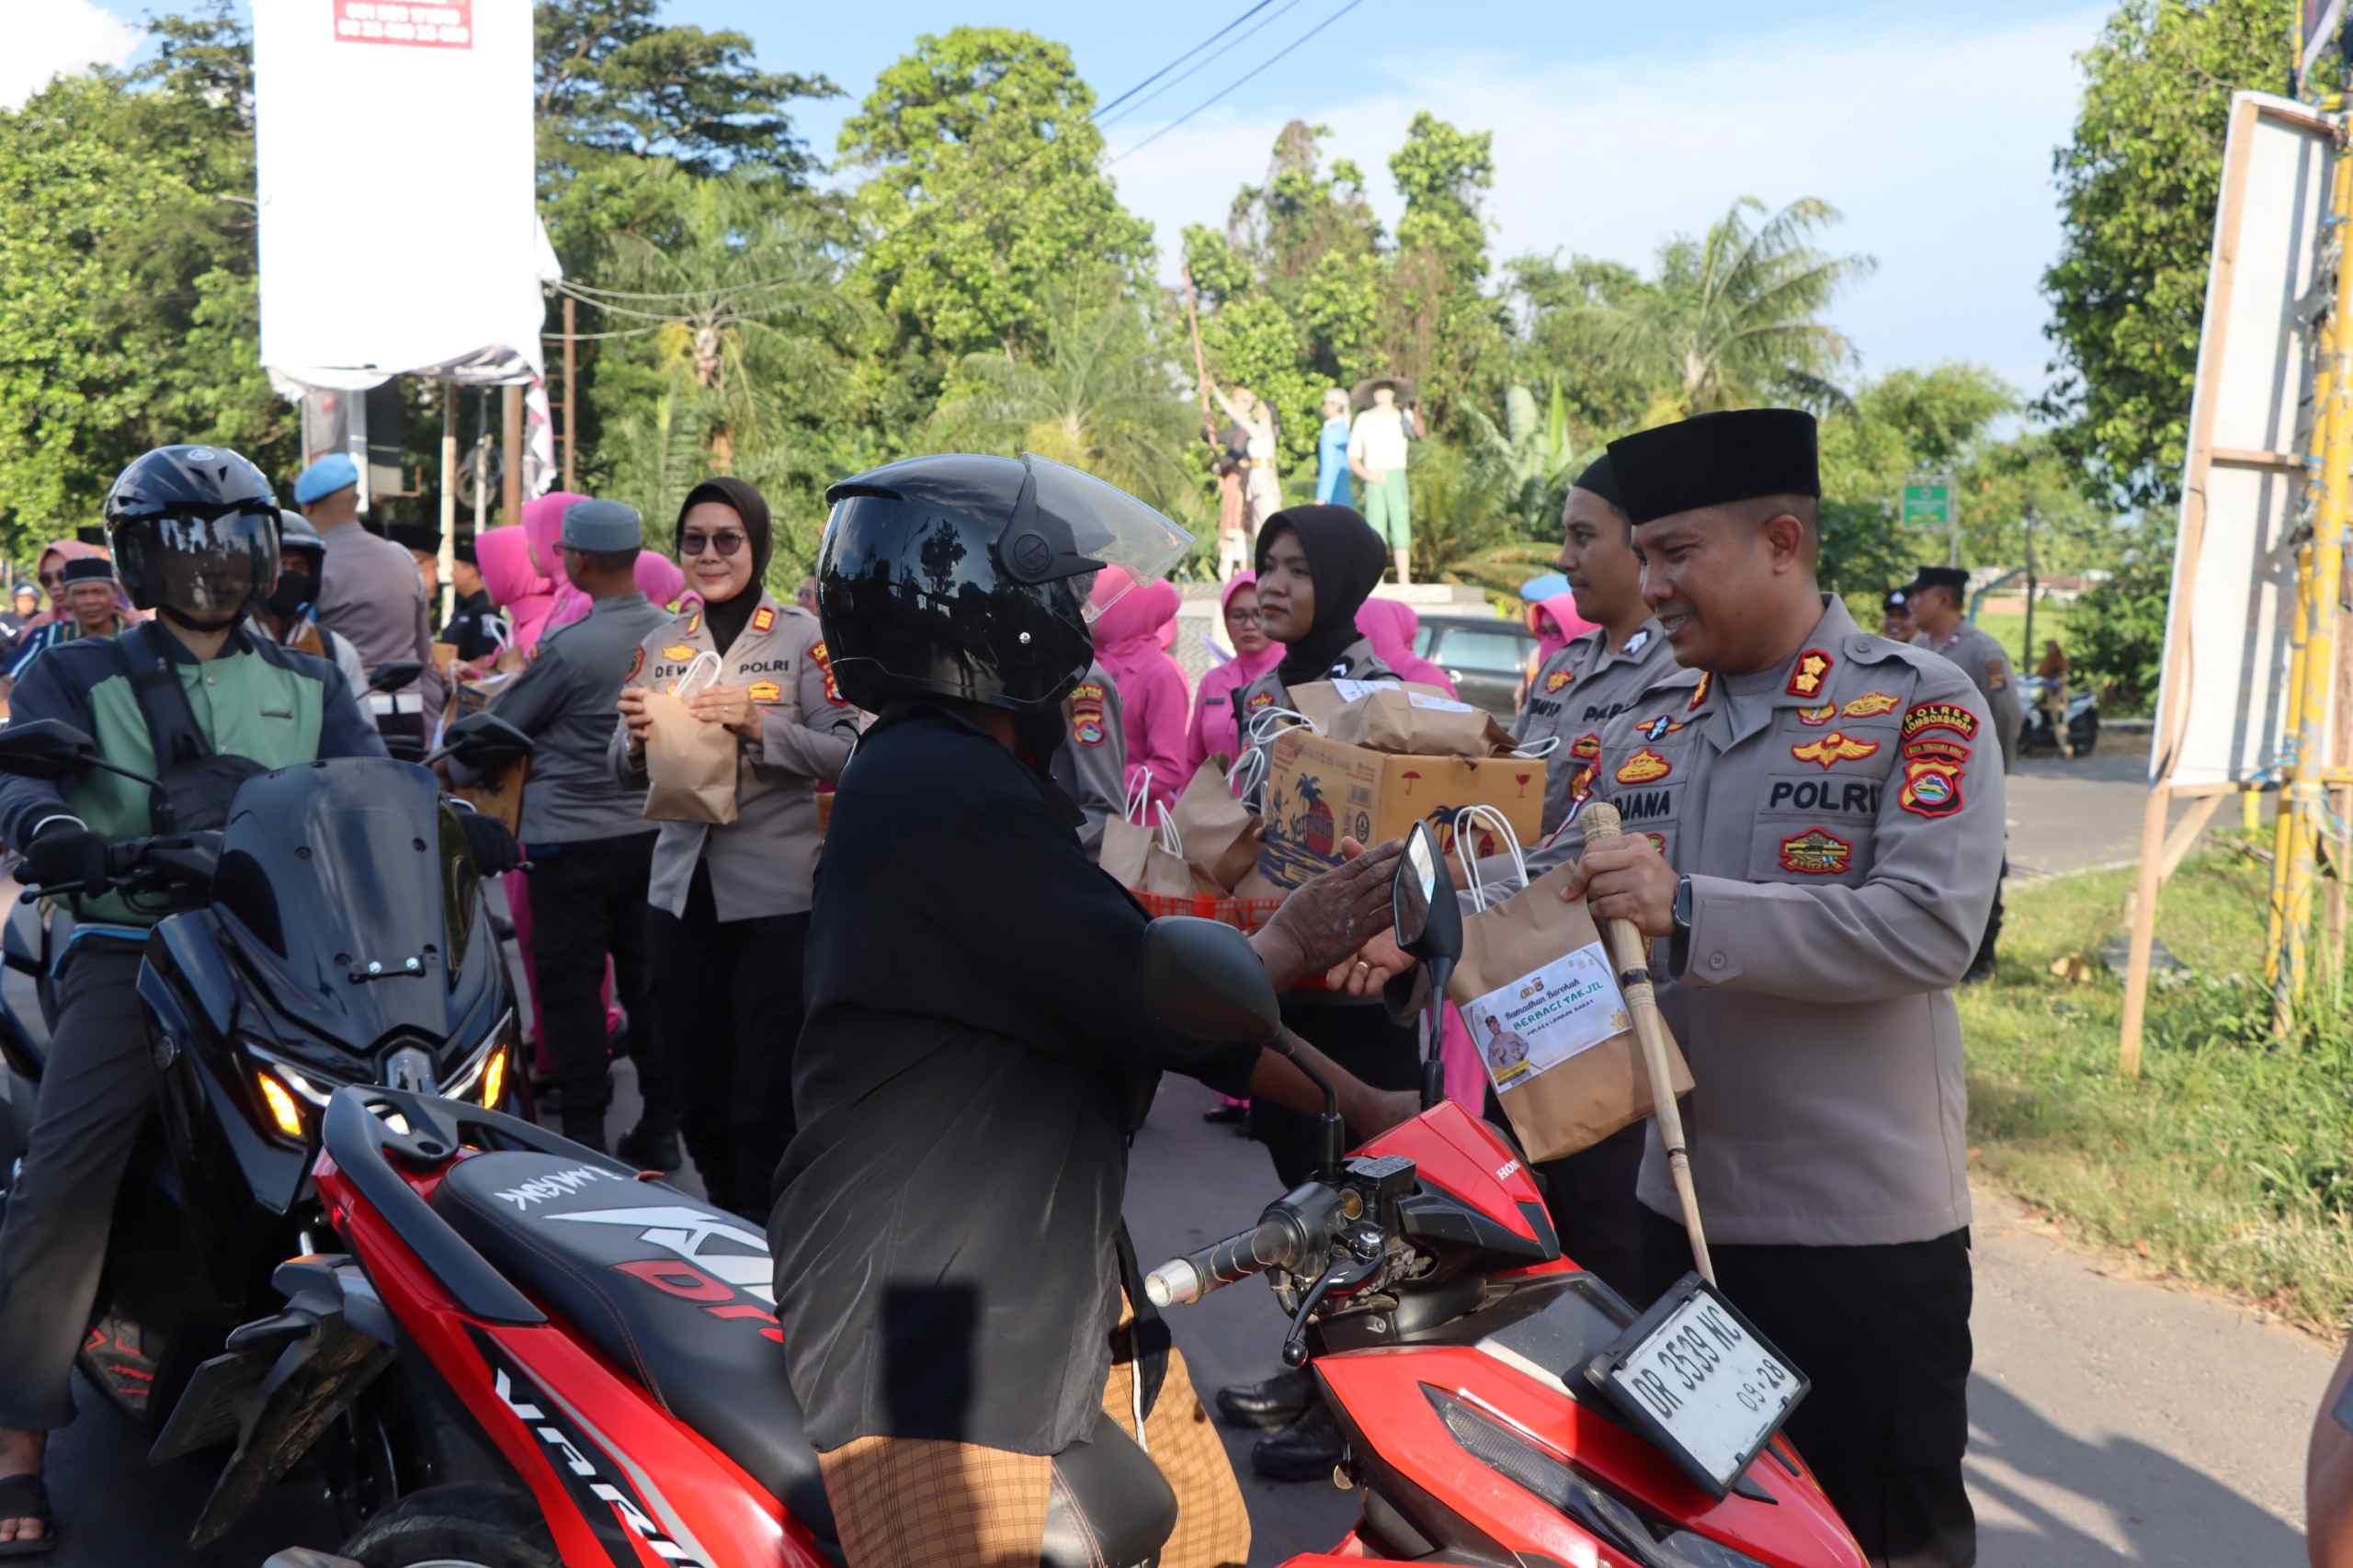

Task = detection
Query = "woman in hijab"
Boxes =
[523,490,594,637]
[7,541,125,648]
[1354,597,1457,698]
[1217,503,1425,1477]
[1186,572,1281,778]
[613,477,860,1219]
[1088,566,1189,814]
[633,549,688,612]
[473,526,557,658]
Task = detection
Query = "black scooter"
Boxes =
[0,711,529,1449]
[2019,674,2099,756]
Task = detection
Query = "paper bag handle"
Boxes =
[1154,801,1181,856]
[1245,705,1316,745]
[1224,747,1268,801]
[1511,734,1562,759]
[1453,804,1528,914]
[673,651,723,700]
[1124,768,1154,826]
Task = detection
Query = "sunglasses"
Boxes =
[1227,608,1264,626]
[680,529,747,558]
[38,573,62,588]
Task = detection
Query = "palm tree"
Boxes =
[926,276,1199,515]
[1405,441,1560,597]
[1615,197,1877,419]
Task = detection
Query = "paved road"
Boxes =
[2004,737,2264,885]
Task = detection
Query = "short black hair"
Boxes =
[566,546,638,574]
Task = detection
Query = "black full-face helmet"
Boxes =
[104,444,280,631]
[816,453,1191,713]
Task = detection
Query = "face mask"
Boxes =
[263,567,317,619]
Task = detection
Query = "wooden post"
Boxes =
[562,294,578,494]
[2118,784,2171,1078]
[438,380,459,631]
[501,384,523,527]
[1181,267,1215,443]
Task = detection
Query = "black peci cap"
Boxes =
[1572,452,1622,512]
[60,557,117,586]
[1606,409,1821,526]
[1908,565,1970,597]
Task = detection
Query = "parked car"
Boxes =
[1415,612,1539,724]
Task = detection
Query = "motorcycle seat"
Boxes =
[430,1150,840,1558]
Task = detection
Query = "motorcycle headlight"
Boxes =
[1423,1389,1770,1568]
[439,1010,517,1106]
[254,1070,307,1141]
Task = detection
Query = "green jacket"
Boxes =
[0,623,387,926]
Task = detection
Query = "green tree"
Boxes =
[2040,0,2291,509]
[1813,364,2018,605]
[839,28,1154,364]
[1503,255,1666,447]
[1616,197,1877,419]
[1381,112,1505,427]
[2067,513,2177,711]
[927,276,1199,514]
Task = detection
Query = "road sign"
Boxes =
[1900,478,1954,532]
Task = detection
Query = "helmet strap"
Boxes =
[159,602,244,636]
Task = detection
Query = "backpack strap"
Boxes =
[110,623,214,835]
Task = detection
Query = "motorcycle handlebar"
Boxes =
[1144,1214,1302,1308]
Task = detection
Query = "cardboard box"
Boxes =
[1256,728,1546,889]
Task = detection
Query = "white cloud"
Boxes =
[2,0,142,111]
[1105,7,2109,402]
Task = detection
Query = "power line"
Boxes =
[1110,0,1371,165]
[1092,2,1281,122]
[1093,1,1304,130]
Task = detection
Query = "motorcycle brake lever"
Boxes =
[1280,1253,1383,1369]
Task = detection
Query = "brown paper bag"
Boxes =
[642,687,741,824]
[1285,678,1449,734]
[1139,842,1198,897]
[1327,687,1516,758]
[1098,815,1155,885]
[1446,863,1693,1161]
[454,757,529,835]
[1171,759,1260,892]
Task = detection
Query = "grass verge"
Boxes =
[1961,843,2353,1333]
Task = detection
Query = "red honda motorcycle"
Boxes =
[188,824,1861,1568]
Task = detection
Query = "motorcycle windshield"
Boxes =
[211,758,493,1051]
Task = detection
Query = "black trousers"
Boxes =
[1970,861,2006,975]
[0,947,151,1430]
[1636,1210,1977,1568]
[524,832,658,1121]
[1252,1000,1421,1189]
[1533,1120,1650,1303]
[651,861,809,1220]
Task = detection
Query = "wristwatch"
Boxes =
[1672,875,1695,935]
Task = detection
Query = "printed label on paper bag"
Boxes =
[1461,941,1631,1089]
[1405,692,1477,713]
[1326,678,1404,704]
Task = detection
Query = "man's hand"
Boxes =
[1327,928,1413,996]
[1560,837,1677,937]
[618,687,654,750]
[457,812,523,876]
[1251,837,1404,989]
[688,684,760,738]
[19,817,103,892]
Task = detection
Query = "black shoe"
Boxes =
[1251,1403,1343,1483]
[560,1113,607,1154]
[1215,1367,1313,1429]
[616,1120,682,1172]
[1201,1102,1246,1125]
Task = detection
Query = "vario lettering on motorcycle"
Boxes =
[494,1165,620,1211]
[548,1203,779,1307]
[491,1359,711,1568]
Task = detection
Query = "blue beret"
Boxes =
[562,498,642,552]
[292,452,359,505]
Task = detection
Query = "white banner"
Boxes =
[254,0,552,393]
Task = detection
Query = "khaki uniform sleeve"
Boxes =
[1678,665,2005,1001]
[1063,673,1129,855]
[752,620,858,782]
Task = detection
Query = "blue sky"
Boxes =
[42,0,2116,403]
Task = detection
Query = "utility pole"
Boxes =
[2022,508,2038,670]
[562,294,578,493]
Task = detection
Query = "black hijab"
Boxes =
[1260,504,1389,687]
[676,476,775,655]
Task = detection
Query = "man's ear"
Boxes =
[1760,510,1808,574]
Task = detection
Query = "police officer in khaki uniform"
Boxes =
[1482,452,1677,1300]
[1907,563,2020,983]
[612,476,858,1217]
[1558,409,2001,1568]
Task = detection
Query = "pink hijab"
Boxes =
[632,550,687,610]
[1355,597,1457,696]
[17,540,132,634]
[474,526,557,653]
[1187,573,1283,776]
[524,491,594,635]
[1531,591,1597,665]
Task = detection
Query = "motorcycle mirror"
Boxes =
[1142,916,1282,1048]
[429,713,533,771]
[0,719,101,781]
[1396,821,1461,966]
[369,661,426,695]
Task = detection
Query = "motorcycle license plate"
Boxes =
[1584,1274,1806,1497]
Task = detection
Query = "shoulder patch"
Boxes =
[1069,679,1108,747]
[627,645,645,682]
[751,606,777,634]
[1899,754,1966,818]
[810,640,843,705]
[1902,702,1980,744]
[1785,648,1833,699]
